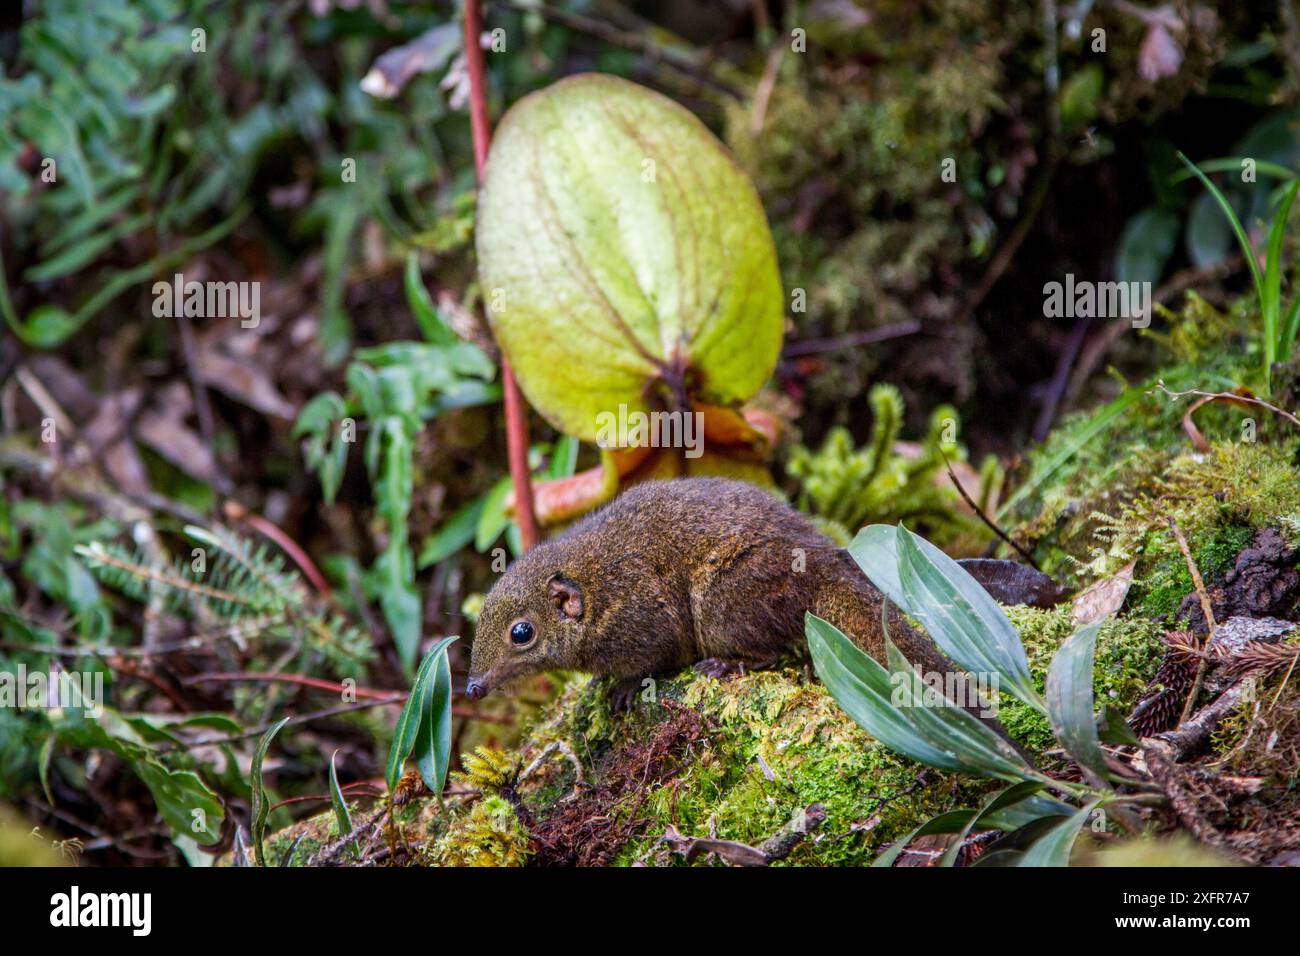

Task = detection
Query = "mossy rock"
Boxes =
[266,617,1160,867]
[432,668,993,867]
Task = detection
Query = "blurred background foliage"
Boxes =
[0,0,1298,863]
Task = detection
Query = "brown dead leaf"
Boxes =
[195,341,297,420]
[135,383,222,485]
[660,825,770,867]
[1071,559,1137,626]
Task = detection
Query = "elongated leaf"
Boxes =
[418,497,486,568]
[549,434,580,479]
[938,780,1046,867]
[474,477,513,551]
[38,734,55,805]
[1262,180,1300,366]
[972,813,1076,866]
[882,635,1036,781]
[1045,620,1111,784]
[857,524,1044,712]
[808,614,980,772]
[1178,152,1266,318]
[405,251,455,345]
[996,387,1143,519]
[980,794,1077,831]
[250,715,291,867]
[873,809,974,867]
[413,636,459,795]
[1170,157,1298,182]
[808,614,1035,781]
[328,750,353,839]
[386,649,440,792]
[1281,294,1300,361]
[1016,799,1102,867]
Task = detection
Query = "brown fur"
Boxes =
[467,477,958,697]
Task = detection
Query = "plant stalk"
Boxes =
[464,0,540,552]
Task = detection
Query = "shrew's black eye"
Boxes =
[510,621,535,646]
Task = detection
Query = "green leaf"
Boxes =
[1016,799,1102,867]
[1045,620,1111,784]
[807,614,1035,781]
[381,576,421,674]
[1114,207,1179,285]
[328,749,353,839]
[854,525,1044,712]
[135,762,224,845]
[475,476,513,551]
[418,496,486,568]
[38,734,55,805]
[1059,63,1103,132]
[1262,180,1300,369]
[882,633,1037,780]
[293,392,349,504]
[1184,191,1234,268]
[997,386,1143,519]
[873,809,975,867]
[809,613,970,771]
[477,74,784,442]
[937,781,1046,867]
[386,646,440,792]
[1178,152,1265,320]
[412,635,459,796]
[1280,294,1300,361]
[15,305,81,348]
[405,251,455,345]
[549,434,580,480]
[1097,704,1141,747]
[250,715,290,867]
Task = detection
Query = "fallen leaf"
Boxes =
[1072,559,1137,625]
[195,341,297,420]
[359,23,460,99]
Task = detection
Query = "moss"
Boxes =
[495,668,991,866]
[723,2,1244,413]
[1010,296,1300,592]
[427,795,531,867]
[999,606,1164,757]
[261,813,333,866]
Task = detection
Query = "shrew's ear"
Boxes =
[547,575,583,620]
